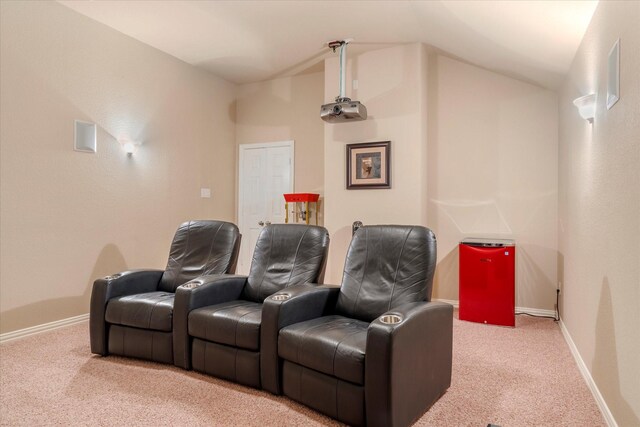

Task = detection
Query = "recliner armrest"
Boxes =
[365,301,454,427]
[261,283,340,394]
[94,269,164,300]
[90,269,164,356]
[172,274,248,369]
[264,283,340,328]
[175,274,248,311]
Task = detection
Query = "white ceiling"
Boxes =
[58,0,598,89]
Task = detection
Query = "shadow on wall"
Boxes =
[592,278,640,426]
[324,225,352,285]
[430,199,513,235]
[516,245,556,308]
[228,99,237,123]
[432,245,459,301]
[0,244,127,334]
[557,251,564,305]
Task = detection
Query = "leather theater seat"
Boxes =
[263,225,453,427]
[90,220,241,365]
[172,223,330,389]
[278,315,367,385]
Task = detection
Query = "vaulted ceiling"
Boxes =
[58,0,598,89]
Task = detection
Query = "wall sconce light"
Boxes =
[573,93,596,123]
[118,138,138,156]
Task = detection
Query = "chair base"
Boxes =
[108,325,173,364]
[282,361,365,427]
[192,339,261,389]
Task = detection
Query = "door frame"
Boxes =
[237,140,295,269]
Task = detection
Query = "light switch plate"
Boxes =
[200,188,211,198]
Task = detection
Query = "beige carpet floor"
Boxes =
[0,313,605,426]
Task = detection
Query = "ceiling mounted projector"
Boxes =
[321,40,367,123]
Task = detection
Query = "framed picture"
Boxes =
[346,141,391,189]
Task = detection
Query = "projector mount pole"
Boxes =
[328,40,350,103]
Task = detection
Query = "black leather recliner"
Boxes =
[171,223,329,388]
[90,220,240,365]
[262,225,453,427]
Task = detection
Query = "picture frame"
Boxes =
[346,141,391,189]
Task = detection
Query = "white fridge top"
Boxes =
[460,238,515,247]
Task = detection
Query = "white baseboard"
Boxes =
[0,313,89,344]
[559,320,617,427]
[434,298,556,318]
[515,306,556,317]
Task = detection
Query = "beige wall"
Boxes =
[558,1,640,425]
[322,44,559,312]
[323,43,430,284]
[0,1,237,333]
[235,71,325,221]
[428,55,559,310]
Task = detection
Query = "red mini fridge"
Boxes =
[459,238,515,327]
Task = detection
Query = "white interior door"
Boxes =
[238,141,294,274]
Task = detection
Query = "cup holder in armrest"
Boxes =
[104,273,122,281]
[181,282,201,289]
[380,314,403,325]
[271,294,290,301]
